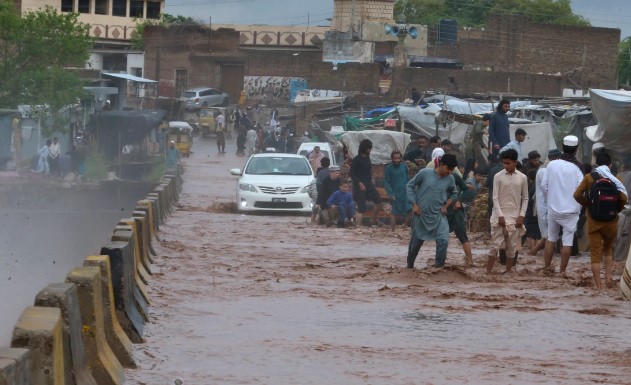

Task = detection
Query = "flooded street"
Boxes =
[127,137,631,384]
[0,181,154,346]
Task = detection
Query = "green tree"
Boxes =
[0,2,92,132]
[396,0,590,28]
[618,37,631,86]
[490,0,590,26]
[132,13,197,50]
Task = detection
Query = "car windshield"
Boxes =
[299,149,331,160]
[183,92,196,98]
[245,157,312,175]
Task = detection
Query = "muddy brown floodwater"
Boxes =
[126,137,631,385]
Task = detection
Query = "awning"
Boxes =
[102,73,157,83]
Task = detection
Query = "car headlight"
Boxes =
[300,185,312,194]
[239,183,257,192]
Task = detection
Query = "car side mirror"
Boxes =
[230,168,242,176]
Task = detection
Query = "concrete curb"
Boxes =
[99,242,144,343]
[11,306,64,385]
[65,267,125,385]
[83,256,136,369]
[34,283,99,385]
[0,348,31,385]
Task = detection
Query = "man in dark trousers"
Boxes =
[350,139,382,227]
[489,99,511,154]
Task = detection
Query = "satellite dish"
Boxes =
[408,26,418,39]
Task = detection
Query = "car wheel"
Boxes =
[202,101,208,107]
[222,98,229,107]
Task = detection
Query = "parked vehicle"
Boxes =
[198,107,229,138]
[296,142,339,167]
[182,87,229,110]
[167,121,193,157]
[230,153,315,213]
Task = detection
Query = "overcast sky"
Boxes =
[163,0,631,40]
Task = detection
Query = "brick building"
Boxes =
[424,14,620,91]
[145,3,620,102]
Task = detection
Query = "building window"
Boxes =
[78,0,90,14]
[95,0,108,15]
[112,0,126,16]
[130,0,144,18]
[61,0,73,12]
[146,1,160,19]
[132,67,142,77]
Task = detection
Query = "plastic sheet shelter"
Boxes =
[340,130,411,165]
[88,110,167,159]
[588,89,631,157]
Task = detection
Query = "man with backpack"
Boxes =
[573,152,628,289]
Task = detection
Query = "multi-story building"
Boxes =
[16,0,164,75]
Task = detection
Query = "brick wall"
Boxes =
[144,25,244,96]
[309,62,381,93]
[426,14,620,89]
[390,67,563,97]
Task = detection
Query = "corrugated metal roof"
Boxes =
[102,73,157,83]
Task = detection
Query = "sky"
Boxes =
[163,0,631,40]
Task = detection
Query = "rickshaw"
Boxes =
[198,107,229,138]
[167,121,194,157]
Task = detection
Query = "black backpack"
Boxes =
[588,172,620,222]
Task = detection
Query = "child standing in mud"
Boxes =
[487,149,528,274]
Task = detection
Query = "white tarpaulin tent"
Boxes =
[588,89,631,156]
[398,105,556,159]
[421,96,532,115]
[340,130,411,165]
[509,122,558,161]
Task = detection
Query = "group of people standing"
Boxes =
[481,99,628,287]
[233,107,292,156]
[309,98,628,289]
[32,137,61,176]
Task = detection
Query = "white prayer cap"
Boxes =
[563,135,579,146]
[431,147,445,159]
[592,142,605,152]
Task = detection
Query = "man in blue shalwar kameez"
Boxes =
[406,153,459,268]
[384,150,412,231]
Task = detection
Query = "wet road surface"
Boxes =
[0,180,154,346]
[111,137,629,384]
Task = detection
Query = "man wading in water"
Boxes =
[406,153,458,269]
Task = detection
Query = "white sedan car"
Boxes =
[230,153,315,213]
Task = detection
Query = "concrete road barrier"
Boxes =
[136,200,159,243]
[126,216,153,272]
[34,283,98,385]
[0,348,32,385]
[11,306,64,385]
[116,221,152,285]
[151,187,168,222]
[159,181,174,215]
[65,267,125,385]
[83,256,136,369]
[132,211,154,265]
[111,228,151,311]
[146,194,163,226]
[99,242,144,343]
[113,226,150,288]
